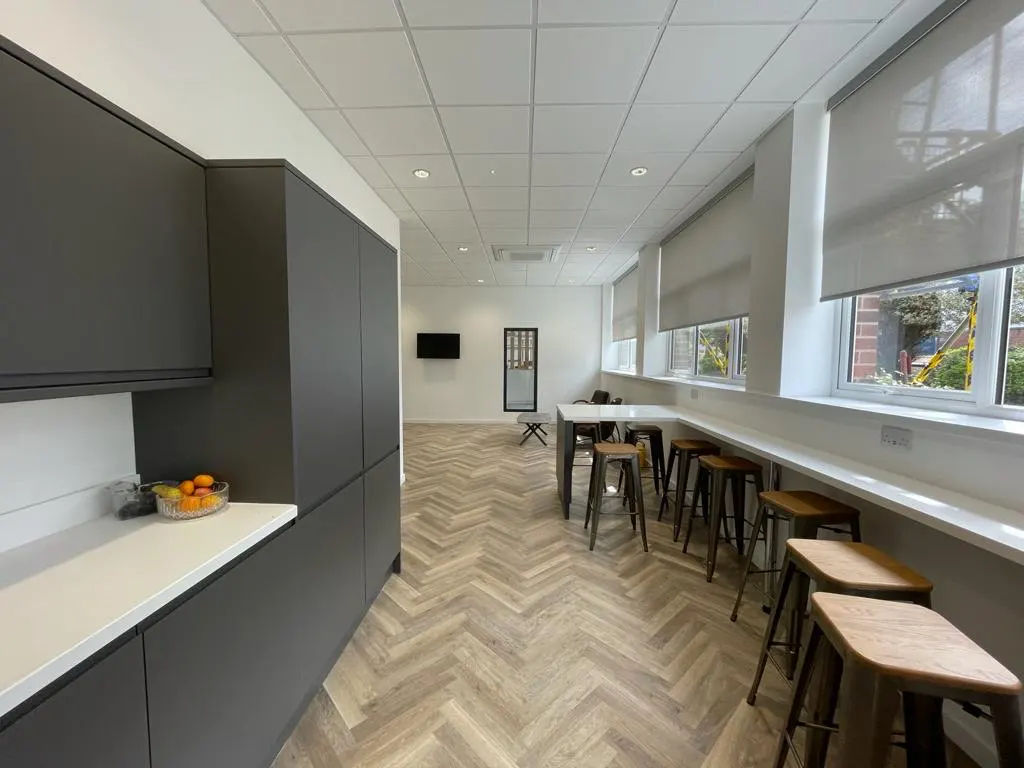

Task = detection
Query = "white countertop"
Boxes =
[0,502,297,719]
[558,403,1024,566]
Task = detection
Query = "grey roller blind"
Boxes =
[658,177,754,332]
[822,0,1024,300]
[611,266,639,341]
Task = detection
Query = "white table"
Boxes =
[555,403,1024,567]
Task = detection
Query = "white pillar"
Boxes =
[636,243,666,376]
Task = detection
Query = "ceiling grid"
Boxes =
[202,0,947,287]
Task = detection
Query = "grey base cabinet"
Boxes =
[0,637,149,768]
[144,481,365,768]
[365,450,402,603]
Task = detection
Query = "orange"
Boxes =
[178,480,195,496]
[201,495,220,509]
[180,496,203,514]
[194,474,215,488]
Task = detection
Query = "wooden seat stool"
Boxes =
[681,455,764,582]
[748,539,933,707]
[658,439,719,541]
[619,424,667,497]
[730,490,862,622]
[774,592,1023,768]
[584,442,647,553]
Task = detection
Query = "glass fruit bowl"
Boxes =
[156,482,230,520]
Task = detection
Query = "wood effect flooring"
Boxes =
[273,424,981,768]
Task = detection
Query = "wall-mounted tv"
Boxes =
[417,333,460,359]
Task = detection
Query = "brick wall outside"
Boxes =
[851,294,880,381]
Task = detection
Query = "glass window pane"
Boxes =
[1004,266,1024,405]
[670,328,696,375]
[738,317,749,377]
[697,321,731,379]
[616,338,636,372]
[847,274,980,392]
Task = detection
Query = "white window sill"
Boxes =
[603,369,746,392]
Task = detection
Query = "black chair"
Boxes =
[574,389,610,406]
[575,396,621,447]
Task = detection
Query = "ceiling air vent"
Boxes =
[491,245,560,264]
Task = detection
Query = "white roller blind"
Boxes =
[658,177,754,331]
[611,266,639,341]
[823,0,1024,300]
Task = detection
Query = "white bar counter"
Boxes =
[0,502,297,719]
[555,403,1024,567]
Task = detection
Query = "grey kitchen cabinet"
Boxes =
[0,637,149,768]
[145,481,365,768]
[133,162,364,513]
[359,227,401,468]
[364,449,402,603]
[0,42,210,397]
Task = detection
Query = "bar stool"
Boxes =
[584,442,647,553]
[682,455,764,582]
[775,593,1023,768]
[747,539,933,708]
[658,439,720,541]
[730,490,862,622]
[622,424,666,496]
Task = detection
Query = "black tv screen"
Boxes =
[417,333,460,359]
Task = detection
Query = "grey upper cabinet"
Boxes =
[359,228,401,467]
[133,163,364,513]
[0,637,149,768]
[287,173,364,508]
[0,44,210,397]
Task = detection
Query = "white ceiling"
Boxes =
[204,0,946,287]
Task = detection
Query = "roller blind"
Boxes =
[822,0,1024,300]
[658,177,754,331]
[611,266,639,341]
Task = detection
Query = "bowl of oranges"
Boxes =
[153,475,229,520]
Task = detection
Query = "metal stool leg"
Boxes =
[631,455,648,552]
[731,497,768,622]
[682,463,704,553]
[706,469,728,582]
[748,555,797,705]
[903,693,947,768]
[589,455,606,551]
[673,450,693,541]
[772,621,825,768]
[584,452,600,530]
[991,696,1024,768]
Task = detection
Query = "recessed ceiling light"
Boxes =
[412,168,430,179]
[477,279,485,283]
[458,246,469,252]
[568,279,576,284]
[630,166,648,177]
[489,169,497,175]
[586,246,598,252]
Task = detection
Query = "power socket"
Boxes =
[880,425,913,451]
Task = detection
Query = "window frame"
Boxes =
[831,269,1022,419]
[667,317,748,386]
[613,337,637,373]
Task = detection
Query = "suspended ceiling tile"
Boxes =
[374,188,412,212]
[306,110,369,155]
[531,154,607,187]
[699,102,789,151]
[465,187,530,211]
[616,103,727,153]
[260,0,402,30]
[239,36,332,109]
[581,209,640,228]
[343,107,446,155]
[292,32,427,107]
[532,105,628,153]
[535,27,658,104]
[402,0,533,26]
[527,228,578,244]
[589,186,660,212]
[638,25,791,103]
[379,154,460,187]
[455,155,531,187]
[530,186,596,210]
[474,209,529,227]
[438,106,531,154]
[806,0,900,21]
[539,0,672,24]
[528,209,585,227]
[649,185,704,210]
[403,187,469,212]
[346,156,392,187]
[599,152,687,187]
[670,0,812,23]
[480,227,528,244]
[203,0,275,34]
[668,152,742,186]
[413,29,532,105]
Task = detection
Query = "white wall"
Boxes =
[403,287,603,423]
[0,0,401,541]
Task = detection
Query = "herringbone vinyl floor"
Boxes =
[273,424,979,768]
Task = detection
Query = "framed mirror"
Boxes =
[504,328,538,412]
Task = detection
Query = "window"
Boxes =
[843,275,980,395]
[836,266,1024,416]
[668,317,748,384]
[613,338,636,373]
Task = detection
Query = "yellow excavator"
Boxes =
[911,294,978,389]
[699,327,730,376]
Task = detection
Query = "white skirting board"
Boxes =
[403,418,527,425]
